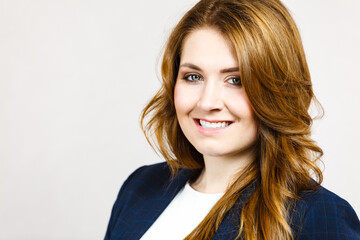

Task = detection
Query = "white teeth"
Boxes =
[199,120,231,128]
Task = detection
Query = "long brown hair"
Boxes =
[141,0,323,239]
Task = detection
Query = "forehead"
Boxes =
[180,27,238,69]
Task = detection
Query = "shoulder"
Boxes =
[113,161,193,206]
[126,161,172,182]
[294,185,360,239]
[299,185,359,223]
[104,162,184,239]
[118,162,173,197]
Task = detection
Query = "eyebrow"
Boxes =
[179,63,239,73]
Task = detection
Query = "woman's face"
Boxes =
[174,27,258,159]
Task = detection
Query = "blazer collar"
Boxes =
[134,167,194,239]
[136,166,255,239]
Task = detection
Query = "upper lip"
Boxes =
[195,118,234,123]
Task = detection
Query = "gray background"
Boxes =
[0,0,359,239]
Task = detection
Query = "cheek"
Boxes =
[227,92,258,136]
[244,99,255,119]
[174,84,183,113]
[174,83,194,114]
[241,97,258,136]
[227,91,255,117]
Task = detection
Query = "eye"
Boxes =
[227,77,242,86]
[183,74,202,82]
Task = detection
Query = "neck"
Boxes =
[190,150,255,194]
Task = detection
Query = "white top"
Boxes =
[140,182,224,240]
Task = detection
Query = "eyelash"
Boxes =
[227,77,242,86]
[182,74,242,86]
[183,74,202,82]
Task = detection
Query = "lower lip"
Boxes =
[194,119,231,135]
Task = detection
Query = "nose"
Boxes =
[197,80,224,111]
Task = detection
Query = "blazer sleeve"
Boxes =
[297,190,360,240]
[104,166,147,240]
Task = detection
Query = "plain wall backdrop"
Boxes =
[0,0,359,239]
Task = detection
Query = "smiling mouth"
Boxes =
[197,119,233,129]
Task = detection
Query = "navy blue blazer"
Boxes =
[104,162,360,240]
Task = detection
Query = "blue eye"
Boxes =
[183,74,201,82]
[228,77,242,86]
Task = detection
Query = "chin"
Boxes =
[194,142,257,160]
[195,146,238,158]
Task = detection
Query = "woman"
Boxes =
[105,0,360,239]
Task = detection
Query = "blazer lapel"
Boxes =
[115,164,256,240]
[213,181,256,239]
[132,167,194,239]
